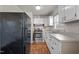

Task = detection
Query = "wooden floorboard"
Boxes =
[25,42,49,54]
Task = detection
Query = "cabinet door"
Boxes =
[58,5,65,23]
[49,36,61,54]
[65,5,76,22]
[1,13,24,54]
[48,36,54,54]
[76,6,79,20]
[54,39,61,54]
[69,6,76,21]
[64,5,69,22]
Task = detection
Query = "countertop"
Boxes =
[50,33,79,42]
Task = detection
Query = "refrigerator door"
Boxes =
[1,13,24,54]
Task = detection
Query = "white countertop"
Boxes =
[51,34,79,42]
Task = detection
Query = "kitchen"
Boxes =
[0,5,79,54]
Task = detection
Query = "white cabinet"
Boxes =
[58,5,65,23]
[68,6,76,21]
[44,31,53,53]
[75,6,79,20]
[58,5,79,23]
[45,33,61,54]
[47,34,79,54]
[64,5,76,22]
[49,36,61,54]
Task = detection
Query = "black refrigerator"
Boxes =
[0,13,31,54]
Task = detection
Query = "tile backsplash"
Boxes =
[53,21,79,34]
[64,21,79,33]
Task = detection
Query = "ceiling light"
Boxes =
[35,5,40,10]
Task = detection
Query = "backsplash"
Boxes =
[55,21,79,34]
[64,21,79,33]
[50,21,79,34]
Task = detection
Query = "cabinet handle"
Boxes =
[51,47,54,49]
[55,42,56,45]
[75,13,76,17]
[64,17,66,20]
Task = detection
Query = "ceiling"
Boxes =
[18,5,57,16]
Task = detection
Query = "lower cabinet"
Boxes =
[45,34,79,54]
[48,36,61,54]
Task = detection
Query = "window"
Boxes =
[49,16,53,26]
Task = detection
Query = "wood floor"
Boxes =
[25,42,49,54]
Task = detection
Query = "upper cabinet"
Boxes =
[58,5,79,23]
[76,6,79,20]
[58,5,65,23]
[64,5,76,22]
